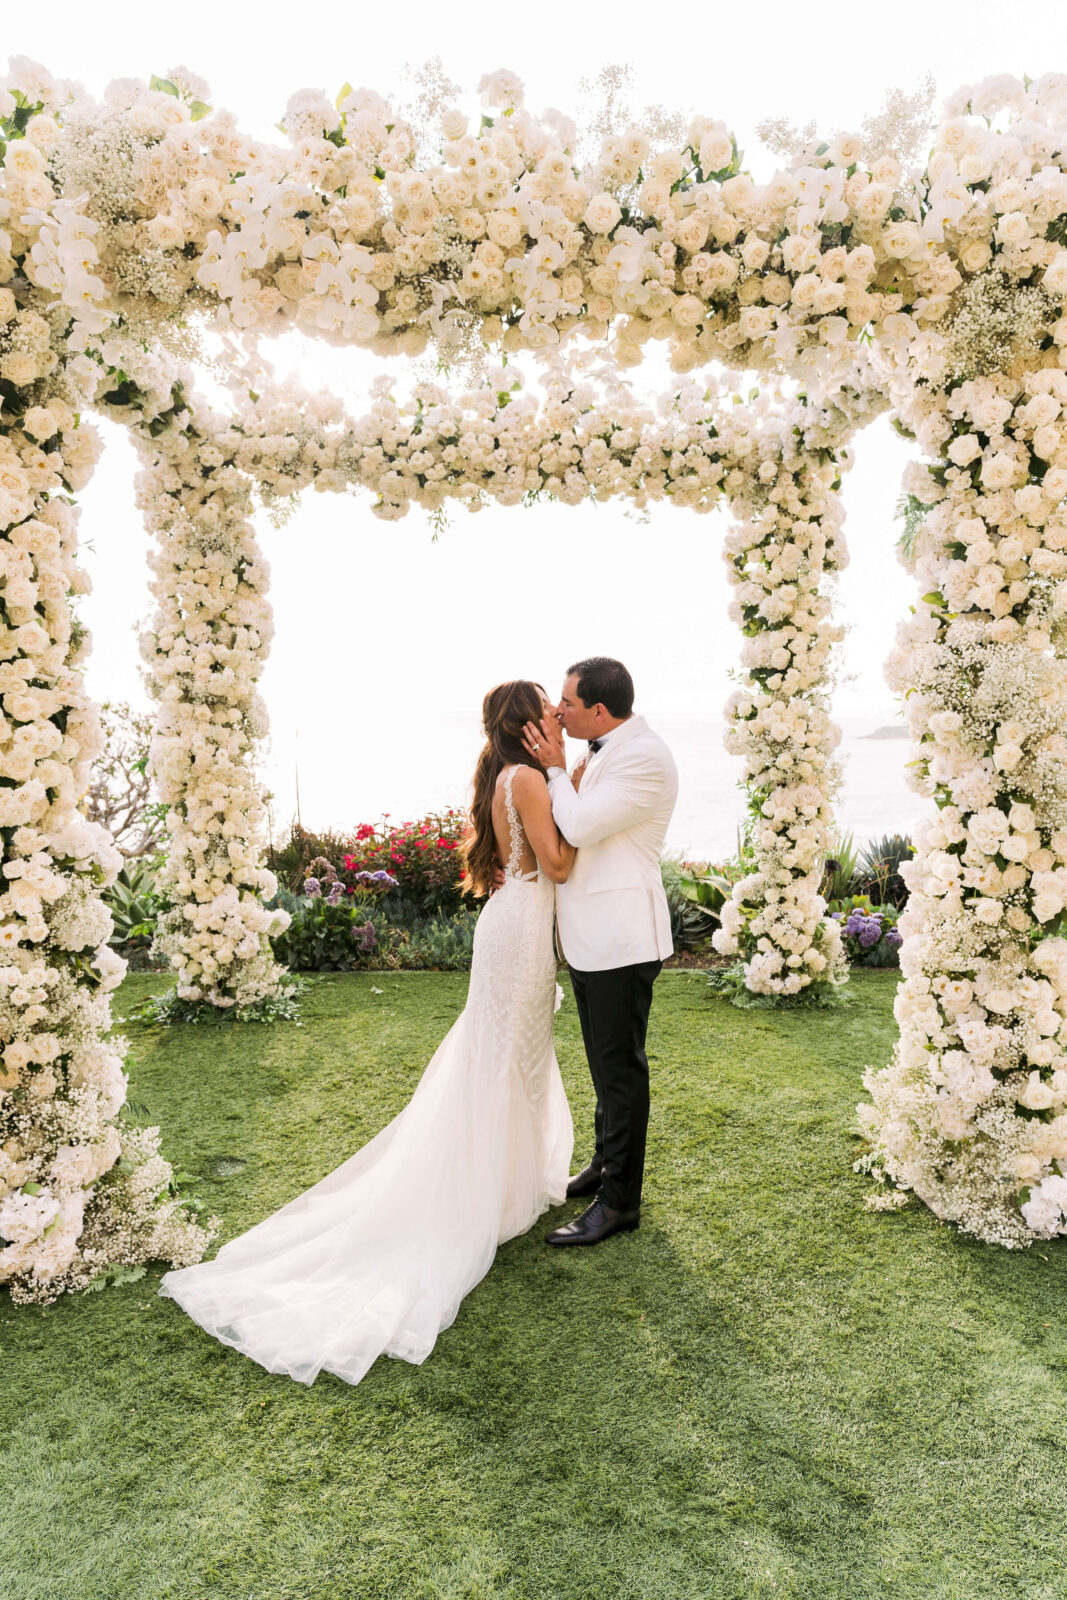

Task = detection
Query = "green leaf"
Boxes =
[335,81,354,112]
[189,100,212,122]
[150,75,180,98]
[23,1181,42,1196]
[921,591,945,608]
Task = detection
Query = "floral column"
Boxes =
[712,384,882,1000]
[102,349,293,1012]
[860,257,1067,1243]
[0,318,215,1299]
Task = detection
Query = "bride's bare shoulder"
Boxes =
[509,765,549,802]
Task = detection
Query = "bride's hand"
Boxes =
[522,716,565,770]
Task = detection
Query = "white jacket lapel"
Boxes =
[579,715,647,790]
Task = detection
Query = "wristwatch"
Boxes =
[546,765,567,781]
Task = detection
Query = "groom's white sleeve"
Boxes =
[548,752,665,849]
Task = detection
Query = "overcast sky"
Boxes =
[5,2,1061,851]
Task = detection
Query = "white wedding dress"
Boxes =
[158,767,574,1386]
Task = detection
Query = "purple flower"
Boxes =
[304,877,322,898]
[326,881,344,905]
[354,869,399,890]
[885,927,903,947]
[357,921,378,951]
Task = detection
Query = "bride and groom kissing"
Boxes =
[159,657,679,1387]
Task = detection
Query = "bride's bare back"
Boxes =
[491,768,539,879]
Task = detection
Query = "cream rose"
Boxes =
[584,193,622,235]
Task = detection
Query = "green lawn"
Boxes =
[2,969,1065,1600]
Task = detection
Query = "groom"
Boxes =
[522,657,678,1246]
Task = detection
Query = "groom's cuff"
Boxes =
[546,765,567,781]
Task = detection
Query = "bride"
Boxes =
[158,680,577,1387]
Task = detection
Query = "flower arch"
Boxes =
[1,57,1067,1304]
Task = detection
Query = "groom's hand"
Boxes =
[522,717,565,770]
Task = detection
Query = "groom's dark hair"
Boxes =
[567,657,634,719]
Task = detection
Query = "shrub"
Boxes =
[339,810,469,918]
[103,858,173,969]
[270,896,400,973]
[267,823,357,893]
[819,831,863,903]
[852,833,914,910]
[396,910,480,970]
[660,855,721,949]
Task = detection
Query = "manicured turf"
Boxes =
[2,969,1065,1599]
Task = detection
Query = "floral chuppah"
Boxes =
[1,60,1067,1311]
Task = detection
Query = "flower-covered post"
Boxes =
[0,101,217,1296]
[859,86,1067,1240]
[98,347,294,1013]
[860,353,1067,1239]
[711,381,884,1000]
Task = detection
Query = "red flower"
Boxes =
[436,839,455,850]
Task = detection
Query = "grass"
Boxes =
[2,968,1065,1600]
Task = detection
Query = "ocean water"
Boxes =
[263,708,932,866]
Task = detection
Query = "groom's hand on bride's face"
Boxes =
[522,718,565,769]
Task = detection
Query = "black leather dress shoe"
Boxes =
[565,1163,602,1198]
[546,1198,640,1247]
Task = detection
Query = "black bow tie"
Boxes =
[588,738,603,754]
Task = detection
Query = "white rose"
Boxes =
[671,293,706,327]
[675,214,709,255]
[741,235,771,271]
[994,742,1023,772]
[1,352,38,387]
[882,220,921,257]
[699,130,734,173]
[948,434,981,466]
[739,306,774,340]
[584,193,621,235]
[982,452,1020,490]
[996,211,1030,246]
[960,237,993,273]
[1034,892,1062,923]
[1033,424,1062,461]
[1019,1071,1055,1110]
[22,406,59,442]
[147,214,185,250]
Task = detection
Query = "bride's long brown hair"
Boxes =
[460,680,549,898]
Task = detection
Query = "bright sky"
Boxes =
[5,2,1062,851]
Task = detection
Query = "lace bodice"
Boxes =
[502,766,540,884]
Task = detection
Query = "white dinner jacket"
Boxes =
[548,714,679,972]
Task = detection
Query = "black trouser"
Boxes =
[567,958,662,1212]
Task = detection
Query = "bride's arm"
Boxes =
[510,767,577,884]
